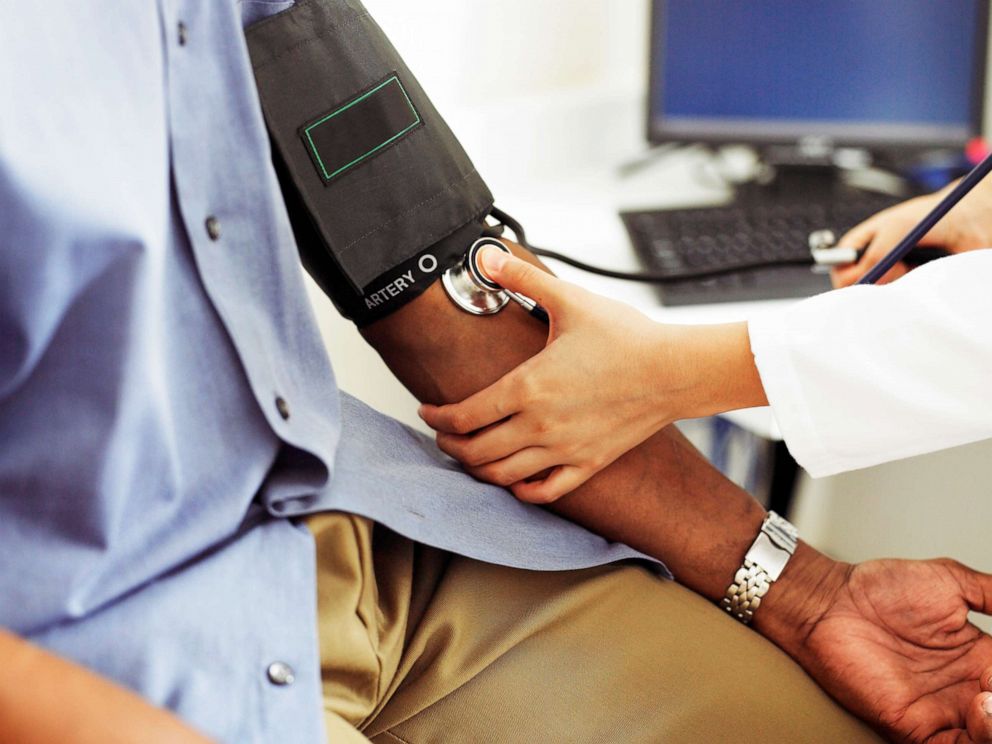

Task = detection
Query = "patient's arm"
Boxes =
[361,242,829,615]
[360,243,992,744]
[0,630,212,743]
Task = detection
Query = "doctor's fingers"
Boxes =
[419,369,529,435]
[831,214,887,287]
[435,416,549,468]
[831,212,908,286]
[832,195,955,287]
[837,210,886,251]
[479,248,575,315]
[510,464,591,505]
[465,447,559,489]
[830,252,908,288]
[831,223,910,287]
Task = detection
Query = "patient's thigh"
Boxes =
[365,556,882,744]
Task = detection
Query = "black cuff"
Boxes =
[246,0,494,326]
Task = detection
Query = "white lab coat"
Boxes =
[748,250,992,478]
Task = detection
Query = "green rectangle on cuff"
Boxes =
[301,74,422,184]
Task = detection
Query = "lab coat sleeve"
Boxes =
[747,250,992,477]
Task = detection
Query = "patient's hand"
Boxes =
[761,555,992,743]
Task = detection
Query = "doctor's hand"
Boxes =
[832,178,992,288]
[762,555,992,744]
[418,249,767,503]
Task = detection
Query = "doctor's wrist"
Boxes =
[663,322,768,421]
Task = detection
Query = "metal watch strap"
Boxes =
[721,511,799,625]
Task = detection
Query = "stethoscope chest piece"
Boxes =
[440,238,512,316]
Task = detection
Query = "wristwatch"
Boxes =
[721,511,799,625]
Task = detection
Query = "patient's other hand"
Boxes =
[763,556,992,743]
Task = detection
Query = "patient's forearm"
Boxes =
[361,244,842,641]
[0,630,212,744]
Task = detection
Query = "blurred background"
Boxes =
[305,0,992,625]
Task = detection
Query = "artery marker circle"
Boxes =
[418,254,438,274]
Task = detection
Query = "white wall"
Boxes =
[364,0,649,107]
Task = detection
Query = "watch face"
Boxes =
[764,514,798,551]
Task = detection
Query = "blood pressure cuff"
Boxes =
[245,0,494,326]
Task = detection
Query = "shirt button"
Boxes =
[275,396,291,421]
[177,22,188,46]
[266,661,295,686]
[204,216,221,241]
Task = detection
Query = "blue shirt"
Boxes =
[0,2,661,741]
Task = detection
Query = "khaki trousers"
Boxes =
[307,512,881,743]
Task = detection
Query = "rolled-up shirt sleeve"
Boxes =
[748,250,992,477]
